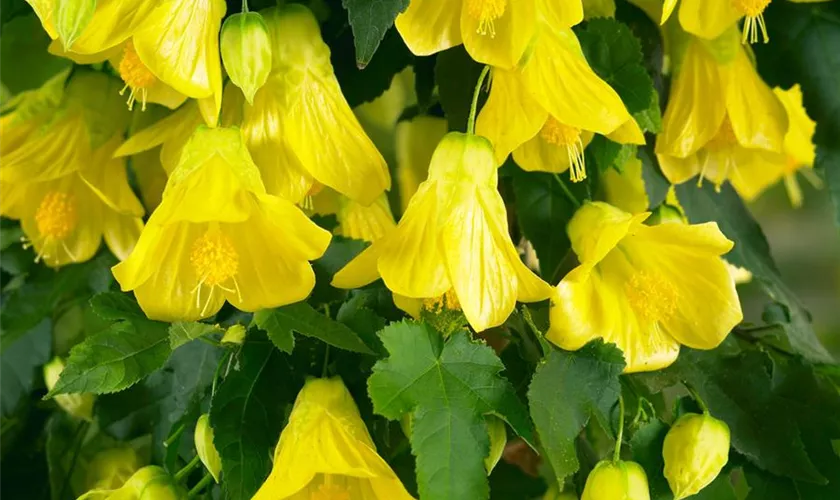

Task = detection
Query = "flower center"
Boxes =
[422,289,461,313]
[706,117,738,151]
[35,191,77,240]
[540,117,587,183]
[624,271,678,323]
[190,229,239,287]
[311,483,350,500]
[466,0,507,37]
[731,0,771,43]
[118,41,157,111]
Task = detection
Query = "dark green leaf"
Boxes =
[168,321,223,350]
[252,302,373,354]
[0,14,72,93]
[368,322,533,500]
[528,341,625,485]
[341,0,409,67]
[1,319,51,417]
[436,46,483,131]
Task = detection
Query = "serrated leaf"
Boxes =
[527,340,625,485]
[252,302,373,355]
[341,0,409,67]
[210,337,293,500]
[169,321,223,350]
[368,322,533,500]
[674,182,832,363]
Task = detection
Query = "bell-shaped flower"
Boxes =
[660,0,773,44]
[112,126,331,322]
[333,132,553,332]
[396,0,583,69]
[581,460,650,500]
[729,84,819,207]
[30,0,224,123]
[547,202,742,372]
[253,377,414,500]
[476,13,644,180]
[77,465,185,500]
[241,5,389,205]
[655,32,787,192]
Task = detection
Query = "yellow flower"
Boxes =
[333,132,552,332]
[601,158,649,214]
[253,377,414,500]
[581,460,650,500]
[43,357,95,421]
[395,115,449,213]
[31,0,225,122]
[77,465,185,500]
[241,5,389,205]
[729,85,819,207]
[309,188,397,243]
[660,0,774,44]
[476,14,644,181]
[655,32,787,192]
[112,126,331,322]
[547,202,742,373]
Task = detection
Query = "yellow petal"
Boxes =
[661,0,679,23]
[130,148,168,212]
[522,27,632,137]
[396,115,448,213]
[79,139,145,217]
[537,0,584,29]
[392,294,422,319]
[606,117,646,145]
[336,194,397,243]
[656,151,701,185]
[567,201,649,269]
[476,69,548,165]
[102,211,143,261]
[726,48,787,153]
[331,243,383,289]
[775,85,816,168]
[49,0,159,54]
[512,125,594,174]
[395,0,462,56]
[726,148,787,202]
[678,0,740,41]
[656,40,726,159]
[602,157,649,214]
[48,38,120,64]
[461,0,537,69]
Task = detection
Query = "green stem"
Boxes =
[613,394,625,463]
[211,350,231,398]
[164,423,186,448]
[187,474,215,498]
[552,174,582,209]
[242,0,249,13]
[322,345,330,378]
[467,66,491,135]
[174,455,202,483]
[685,384,710,414]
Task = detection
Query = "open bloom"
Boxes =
[660,0,773,44]
[333,132,552,332]
[29,0,224,123]
[547,202,742,372]
[476,14,644,180]
[253,377,414,500]
[241,5,389,205]
[729,84,819,207]
[112,126,331,322]
[655,32,787,191]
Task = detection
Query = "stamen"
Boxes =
[540,117,587,182]
[422,289,461,313]
[466,0,507,37]
[731,0,771,44]
[189,228,240,314]
[118,41,157,111]
[624,271,678,323]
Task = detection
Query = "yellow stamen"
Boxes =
[190,228,240,314]
[540,117,587,182]
[624,271,678,323]
[311,482,351,500]
[35,191,77,241]
[466,0,507,37]
[731,0,771,44]
[118,41,157,111]
[422,289,461,313]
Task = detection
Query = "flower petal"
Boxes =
[537,0,584,29]
[395,0,462,56]
[512,127,594,173]
[461,0,537,69]
[726,48,787,153]
[396,115,448,212]
[775,85,816,168]
[567,201,649,268]
[102,212,143,261]
[331,243,382,289]
[678,0,740,41]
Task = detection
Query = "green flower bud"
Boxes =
[543,485,578,500]
[55,0,96,50]
[401,413,507,474]
[221,324,247,345]
[122,466,186,500]
[220,11,272,104]
[85,446,141,491]
[195,413,222,482]
[581,460,650,500]
[663,412,730,500]
[44,357,95,421]
[646,204,685,226]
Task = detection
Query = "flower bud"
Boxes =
[221,324,247,345]
[543,485,578,500]
[220,11,272,104]
[55,0,96,50]
[121,466,186,500]
[44,357,95,421]
[195,413,222,482]
[663,412,730,500]
[581,460,650,500]
[85,446,141,491]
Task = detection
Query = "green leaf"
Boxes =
[48,293,171,396]
[587,135,637,173]
[1,319,51,417]
[210,337,293,500]
[341,0,409,67]
[527,340,626,485]
[168,321,223,350]
[368,322,533,500]
[0,14,72,93]
[252,302,374,355]
[674,182,832,363]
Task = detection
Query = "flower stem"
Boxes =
[175,455,202,483]
[242,0,249,13]
[552,174,582,208]
[188,474,215,498]
[467,66,491,136]
[613,394,625,463]
[685,384,710,414]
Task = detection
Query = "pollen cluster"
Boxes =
[118,42,157,111]
[624,271,678,323]
[311,482,351,500]
[731,0,771,43]
[422,288,462,313]
[540,118,587,182]
[731,0,771,17]
[35,191,77,240]
[466,0,507,37]
[190,230,239,286]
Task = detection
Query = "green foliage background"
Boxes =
[2,0,840,499]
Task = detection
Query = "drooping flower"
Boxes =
[547,202,742,372]
[220,10,272,104]
[655,31,787,192]
[663,412,730,500]
[333,132,553,332]
[581,460,651,500]
[29,0,225,123]
[241,4,389,205]
[659,0,774,44]
[252,377,414,500]
[728,84,819,207]
[112,126,331,322]
[476,9,644,181]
